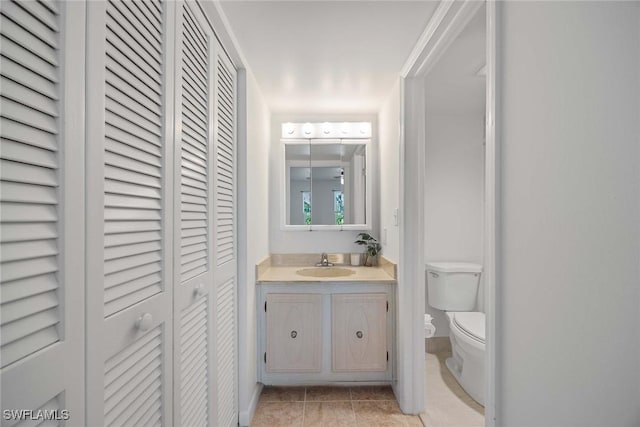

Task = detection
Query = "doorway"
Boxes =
[399,0,496,424]
[422,3,486,426]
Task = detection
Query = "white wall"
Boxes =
[378,80,401,262]
[424,113,484,336]
[497,2,640,425]
[237,69,270,425]
[270,113,379,253]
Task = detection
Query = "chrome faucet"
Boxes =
[316,252,334,267]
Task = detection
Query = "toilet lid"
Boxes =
[453,312,485,342]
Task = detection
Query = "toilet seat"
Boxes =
[451,312,485,344]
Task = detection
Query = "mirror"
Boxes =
[285,143,311,225]
[284,139,369,229]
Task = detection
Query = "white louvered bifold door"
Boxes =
[85,1,174,425]
[0,1,85,425]
[212,42,238,427]
[172,2,215,426]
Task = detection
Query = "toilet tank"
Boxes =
[426,262,482,311]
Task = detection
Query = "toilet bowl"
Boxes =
[426,262,485,406]
[446,311,485,405]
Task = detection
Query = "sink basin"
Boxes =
[295,267,356,278]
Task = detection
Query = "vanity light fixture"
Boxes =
[281,122,372,139]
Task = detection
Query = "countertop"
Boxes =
[257,265,396,283]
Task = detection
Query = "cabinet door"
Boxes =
[266,294,322,373]
[332,293,387,372]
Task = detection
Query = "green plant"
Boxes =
[354,233,382,266]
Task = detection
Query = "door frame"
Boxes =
[397,0,497,423]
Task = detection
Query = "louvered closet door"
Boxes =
[85,1,174,425]
[212,42,238,427]
[172,2,215,426]
[0,1,85,425]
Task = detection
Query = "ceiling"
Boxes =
[425,4,486,114]
[219,1,438,113]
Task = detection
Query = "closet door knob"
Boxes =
[290,330,298,338]
[356,330,363,339]
[194,283,205,297]
[136,313,153,331]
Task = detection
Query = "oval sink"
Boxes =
[295,267,356,278]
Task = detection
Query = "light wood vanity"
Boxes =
[256,255,396,385]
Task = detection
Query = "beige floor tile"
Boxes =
[305,386,351,401]
[425,352,442,369]
[251,401,304,427]
[421,352,484,427]
[353,401,423,426]
[259,386,306,402]
[303,401,356,426]
[350,385,395,401]
[421,401,484,427]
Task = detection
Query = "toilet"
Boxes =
[426,262,485,406]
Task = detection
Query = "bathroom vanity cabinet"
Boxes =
[258,283,395,385]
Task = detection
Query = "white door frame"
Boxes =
[397,0,497,423]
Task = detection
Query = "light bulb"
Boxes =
[303,122,313,135]
[322,122,332,135]
[284,122,295,135]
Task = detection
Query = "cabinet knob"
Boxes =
[356,330,363,339]
[290,330,298,339]
[136,313,153,331]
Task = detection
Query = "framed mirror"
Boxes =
[281,122,371,230]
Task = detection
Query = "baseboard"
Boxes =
[239,383,263,427]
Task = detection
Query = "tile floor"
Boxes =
[251,385,423,426]
[420,351,484,427]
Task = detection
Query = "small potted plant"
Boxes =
[354,233,382,266]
